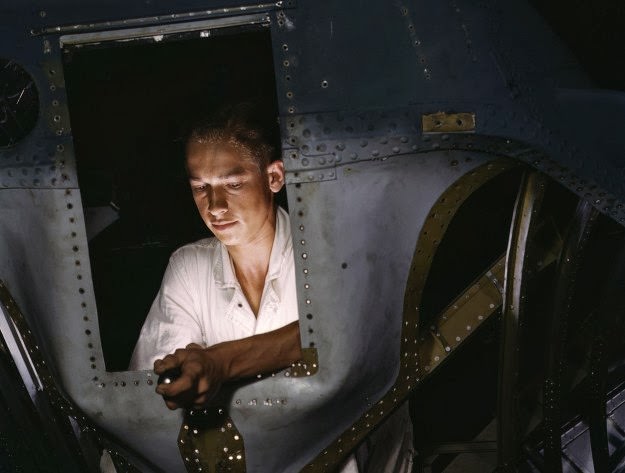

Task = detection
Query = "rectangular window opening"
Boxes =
[63,23,286,371]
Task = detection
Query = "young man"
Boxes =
[129,107,303,409]
[130,107,411,472]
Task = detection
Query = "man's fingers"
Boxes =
[153,346,222,409]
[164,398,181,410]
[154,347,194,373]
[154,354,181,374]
[156,371,195,397]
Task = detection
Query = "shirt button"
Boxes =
[237,303,243,308]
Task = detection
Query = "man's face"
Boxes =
[186,142,285,248]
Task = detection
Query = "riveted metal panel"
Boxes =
[2,0,625,471]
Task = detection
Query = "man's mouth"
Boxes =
[211,221,237,230]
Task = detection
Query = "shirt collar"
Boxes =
[214,206,292,288]
[266,206,291,282]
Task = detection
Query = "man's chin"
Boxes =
[210,230,241,246]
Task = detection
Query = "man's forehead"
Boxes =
[186,144,261,179]
[187,165,249,181]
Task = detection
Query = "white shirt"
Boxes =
[129,207,298,370]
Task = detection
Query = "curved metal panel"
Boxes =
[304,158,518,471]
[497,171,546,470]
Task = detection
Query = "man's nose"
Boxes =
[208,188,227,215]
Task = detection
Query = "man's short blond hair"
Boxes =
[185,103,277,172]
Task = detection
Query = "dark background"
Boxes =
[530,0,625,91]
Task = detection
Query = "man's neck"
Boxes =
[228,234,274,280]
[227,216,277,315]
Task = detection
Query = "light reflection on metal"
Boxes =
[305,158,518,471]
[422,112,476,134]
[60,14,270,47]
[418,256,505,373]
[0,280,71,413]
[180,349,317,471]
[287,347,318,377]
[179,408,246,473]
[34,2,288,37]
[497,171,546,470]
[0,280,144,472]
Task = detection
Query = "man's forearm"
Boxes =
[206,321,302,380]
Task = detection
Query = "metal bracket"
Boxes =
[287,347,318,377]
[422,112,476,134]
[34,2,288,37]
[59,13,271,47]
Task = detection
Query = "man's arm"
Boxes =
[154,321,302,409]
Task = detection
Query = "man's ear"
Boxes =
[266,160,285,193]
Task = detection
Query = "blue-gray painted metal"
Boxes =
[2,0,625,471]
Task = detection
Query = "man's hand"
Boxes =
[154,343,226,410]
[152,321,302,410]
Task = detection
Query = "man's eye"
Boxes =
[192,185,206,194]
[228,183,242,189]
